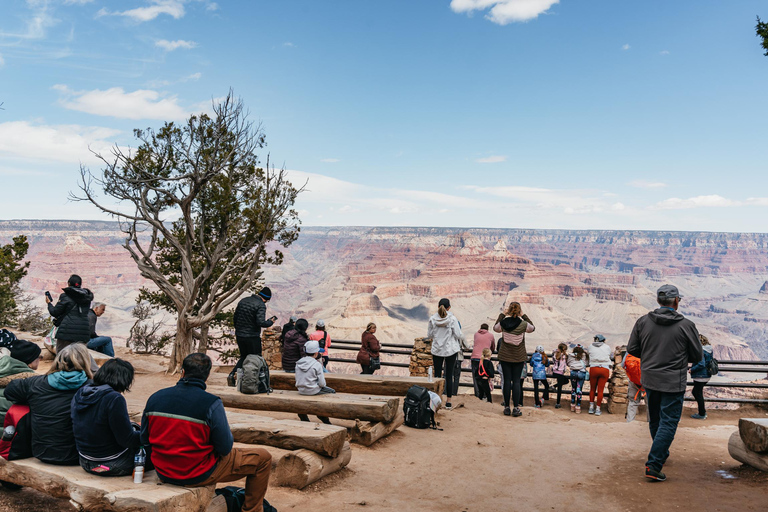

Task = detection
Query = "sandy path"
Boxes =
[2,359,767,511]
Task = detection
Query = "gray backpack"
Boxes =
[240,355,272,394]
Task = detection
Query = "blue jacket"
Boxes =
[530,352,549,380]
[71,383,139,460]
[690,345,713,379]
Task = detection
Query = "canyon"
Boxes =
[2,221,768,363]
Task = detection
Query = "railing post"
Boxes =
[409,337,434,377]
[607,345,629,414]
[262,328,283,371]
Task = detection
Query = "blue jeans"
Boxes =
[87,336,114,357]
[645,389,685,471]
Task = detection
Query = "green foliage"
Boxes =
[0,236,31,326]
[758,16,768,56]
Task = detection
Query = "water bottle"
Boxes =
[428,366,433,383]
[236,368,244,392]
[133,447,146,484]
[2,425,15,442]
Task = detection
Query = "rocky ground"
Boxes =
[1,351,767,512]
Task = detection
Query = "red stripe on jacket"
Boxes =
[145,413,217,481]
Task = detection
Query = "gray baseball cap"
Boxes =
[657,284,682,300]
[316,319,325,328]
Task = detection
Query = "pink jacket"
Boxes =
[471,330,496,360]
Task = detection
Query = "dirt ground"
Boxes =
[2,351,767,511]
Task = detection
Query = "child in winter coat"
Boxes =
[551,343,569,409]
[567,346,587,413]
[475,348,495,402]
[295,339,335,424]
[530,345,550,408]
[586,334,612,416]
[622,352,646,422]
[689,334,714,420]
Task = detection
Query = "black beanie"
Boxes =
[258,287,272,300]
[10,340,42,365]
[68,274,82,288]
[438,298,451,309]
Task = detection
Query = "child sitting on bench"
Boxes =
[295,339,335,425]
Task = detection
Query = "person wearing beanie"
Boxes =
[280,315,298,346]
[230,287,276,386]
[308,319,332,371]
[0,339,41,425]
[294,339,335,424]
[46,274,94,353]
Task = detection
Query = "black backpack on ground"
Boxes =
[214,486,277,512]
[403,385,438,430]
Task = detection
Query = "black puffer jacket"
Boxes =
[48,287,94,342]
[281,329,308,372]
[233,295,273,339]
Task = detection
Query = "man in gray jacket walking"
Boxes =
[627,284,703,482]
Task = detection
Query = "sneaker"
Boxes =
[535,404,541,409]
[445,403,453,410]
[595,407,602,416]
[504,407,511,416]
[691,413,707,420]
[570,404,576,412]
[512,407,523,417]
[555,403,562,409]
[575,406,581,414]
[588,402,595,414]
[645,466,666,482]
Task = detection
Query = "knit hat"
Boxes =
[68,274,82,288]
[438,298,451,309]
[10,339,42,365]
[258,287,272,300]
[535,345,545,353]
[304,339,320,354]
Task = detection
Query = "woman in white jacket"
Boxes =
[586,334,612,416]
[427,298,463,410]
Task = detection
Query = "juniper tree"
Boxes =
[0,235,30,326]
[758,16,768,56]
[75,92,301,372]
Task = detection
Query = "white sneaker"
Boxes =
[595,406,601,416]
[588,402,595,414]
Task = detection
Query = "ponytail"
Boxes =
[438,305,447,319]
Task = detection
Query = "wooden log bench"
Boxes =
[264,371,445,396]
[262,442,352,489]
[207,386,400,423]
[0,457,220,512]
[739,418,768,453]
[349,410,405,446]
[728,431,768,472]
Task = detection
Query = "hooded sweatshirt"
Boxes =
[587,340,612,369]
[471,329,496,360]
[72,383,140,460]
[5,373,89,465]
[48,286,94,342]
[295,356,326,395]
[0,354,35,424]
[690,344,714,381]
[530,352,549,380]
[282,329,309,372]
[427,312,463,358]
[627,307,703,393]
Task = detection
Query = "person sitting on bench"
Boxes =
[141,354,273,512]
[295,339,335,425]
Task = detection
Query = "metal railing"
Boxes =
[327,339,768,405]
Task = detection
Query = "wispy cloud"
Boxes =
[476,155,507,163]
[660,50,670,55]
[450,0,559,25]
[320,158,340,163]
[629,180,666,189]
[63,0,96,4]
[463,185,626,215]
[155,39,197,51]
[0,53,4,68]
[283,42,296,48]
[97,0,186,22]
[53,84,193,120]
[622,43,631,51]
[653,195,768,210]
[0,121,120,164]
[0,0,57,40]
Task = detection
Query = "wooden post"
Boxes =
[349,410,405,446]
[273,442,352,489]
[729,431,768,472]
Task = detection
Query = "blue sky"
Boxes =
[1,0,767,231]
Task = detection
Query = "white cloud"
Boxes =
[660,50,670,55]
[320,158,340,163]
[0,121,120,164]
[629,180,667,189]
[283,42,296,48]
[53,84,192,120]
[155,39,197,51]
[611,202,625,211]
[0,0,57,39]
[476,155,507,163]
[622,44,631,51]
[653,195,736,210]
[184,72,202,81]
[0,53,4,67]
[450,0,559,25]
[746,197,768,206]
[97,0,186,22]
[463,184,622,215]
[63,0,96,4]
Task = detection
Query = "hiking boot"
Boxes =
[445,403,453,411]
[588,402,595,414]
[570,404,576,412]
[555,403,562,409]
[691,413,707,420]
[575,406,582,414]
[504,407,512,416]
[512,407,523,417]
[645,466,666,482]
[226,371,237,387]
[595,407,601,416]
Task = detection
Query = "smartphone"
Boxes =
[270,316,278,322]
[45,291,52,301]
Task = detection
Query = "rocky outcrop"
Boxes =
[761,281,768,294]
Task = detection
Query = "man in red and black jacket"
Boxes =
[140,354,272,512]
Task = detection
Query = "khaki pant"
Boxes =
[194,447,272,512]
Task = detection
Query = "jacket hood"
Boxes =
[476,329,489,335]
[499,316,523,333]
[73,383,114,412]
[648,307,684,326]
[47,370,88,390]
[63,286,94,305]
[296,356,318,372]
[591,340,606,348]
[0,354,34,378]
[703,344,714,354]
[430,313,453,327]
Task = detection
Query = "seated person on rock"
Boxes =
[5,343,92,465]
[72,358,150,476]
[0,338,41,425]
[87,302,115,357]
[295,339,335,425]
[141,354,272,512]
